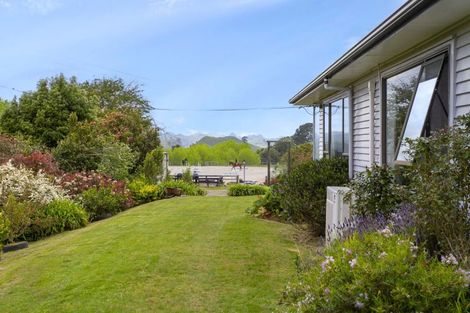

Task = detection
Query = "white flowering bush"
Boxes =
[279,231,470,312]
[0,161,66,205]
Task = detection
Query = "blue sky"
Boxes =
[0,0,404,138]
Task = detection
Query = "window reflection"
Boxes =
[385,55,448,164]
[385,65,420,164]
[323,98,349,158]
[331,99,343,157]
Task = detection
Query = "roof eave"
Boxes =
[289,0,438,105]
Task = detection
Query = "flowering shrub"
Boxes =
[328,203,417,243]
[0,161,66,205]
[0,134,23,164]
[11,151,61,176]
[58,171,127,197]
[280,231,470,312]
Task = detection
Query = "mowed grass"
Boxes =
[0,196,301,313]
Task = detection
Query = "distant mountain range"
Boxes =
[160,132,268,149]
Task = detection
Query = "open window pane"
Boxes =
[396,78,438,161]
[385,65,420,164]
[396,58,443,162]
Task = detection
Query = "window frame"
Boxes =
[322,95,350,158]
[380,45,451,165]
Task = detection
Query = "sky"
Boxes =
[0,0,405,139]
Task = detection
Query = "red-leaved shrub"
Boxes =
[12,151,61,176]
[57,171,133,208]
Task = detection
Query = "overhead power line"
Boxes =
[0,84,26,93]
[154,106,299,112]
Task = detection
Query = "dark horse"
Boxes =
[229,161,242,170]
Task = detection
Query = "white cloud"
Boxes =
[23,0,61,14]
[0,0,11,8]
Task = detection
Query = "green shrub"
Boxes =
[348,164,402,217]
[403,113,470,266]
[280,232,470,312]
[181,167,193,183]
[1,195,36,243]
[248,185,283,217]
[228,184,268,197]
[97,140,136,180]
[279,157,349,236]
[142,147,164,183]
[160,180,206,196]
[26,199,88,240]
[0,212,10,251]
[80,187,128,221]
[128,179,164,204]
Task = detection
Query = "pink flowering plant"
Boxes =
[57,171,128,197]
[280,231,470,312]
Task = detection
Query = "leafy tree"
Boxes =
[97,141,136,180]
[166,140,260,166]
[258,137,292,164]
[0,75,92,147]
[53,122,104,172]
[280,143,313,168]
[142,147,164,183]
[292,123,313,145]
[81,78,152,114]
[96,109,159,170]
[0,98,9,118]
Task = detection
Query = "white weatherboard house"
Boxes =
[289,0,470,240]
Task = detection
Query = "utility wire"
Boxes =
[154,106,300,112]
[0,84,26,93]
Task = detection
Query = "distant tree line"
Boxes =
[167,140,260,166]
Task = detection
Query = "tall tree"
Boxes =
[0,98,9,119]
[0,75,92,147]
[81,78,152,114]
[292,123,313,145]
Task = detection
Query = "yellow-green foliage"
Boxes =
[128,179,164,204]
[167,140,260,166]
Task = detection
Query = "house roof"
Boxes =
[290,0,470,105]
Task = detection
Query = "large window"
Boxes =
[323,97,349,158]
[384,54,449,164]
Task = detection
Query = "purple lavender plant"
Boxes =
[329,203,417,242]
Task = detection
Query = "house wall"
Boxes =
[318,20,470,177]
[351,80,372,173]
[455,25,470,117]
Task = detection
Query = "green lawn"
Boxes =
[0,196,301,313]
